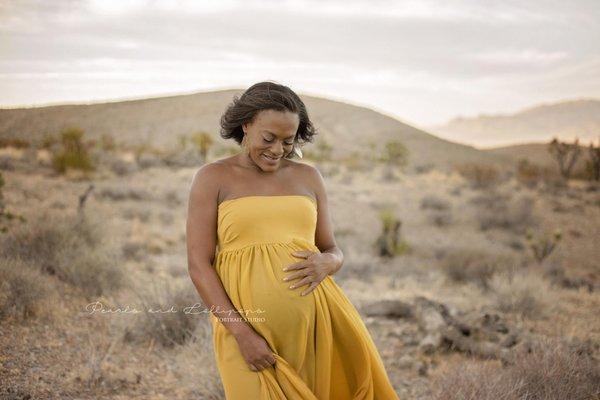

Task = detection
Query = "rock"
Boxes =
[361,299,413,319]
[419,333,442,354]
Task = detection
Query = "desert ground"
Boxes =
[1,94,599,399]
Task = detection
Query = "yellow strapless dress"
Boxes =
[209,195,399,399]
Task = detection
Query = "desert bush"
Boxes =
[0,172,26,233]
[212,143,239,158]
[51,127,95,173]
[99,133,117,151]
[438,247,509,290]
[341,150,368,172]
[163,147,203,168]
[489,270,554,318]
[0,210,125,298]
[548,137,582,180]
[428,210,453,227]
[525,228,562,264]
[420,194,451,211]
[455,162,501,189]
[374,208,410,257]
[0,256,58,323]
[124,281,202,348]
[585,140,600,181]
[176,319,225,399]
[475,192,537,234]
[377,139,409,176]
[414,163,435,174]
[96,185,152,201]
[304,138,332,162]
[121,206,152,222]
[516,158,543,188]
[190,131,214,160]
[516,158,564,189]
[0,137,30,148]
[40,133,58,149]
[431,337,600,400]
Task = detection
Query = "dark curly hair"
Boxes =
[219,81,318,159]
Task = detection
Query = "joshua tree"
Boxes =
[0,172,26,233]
[586,138,600,181]
[51,127,94,174]
[190,131,214,160]
[525,228,562,264]
[374,208,409,258]
[547,137,581,180]
[380,140,409,169]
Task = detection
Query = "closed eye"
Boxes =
[263,138,294,146]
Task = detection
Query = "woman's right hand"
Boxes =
[234,329,277,372]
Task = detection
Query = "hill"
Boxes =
[0,89,512,172]
[428,98,600,148]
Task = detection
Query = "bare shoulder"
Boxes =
[286,160,326,198]
[189,160,229,201]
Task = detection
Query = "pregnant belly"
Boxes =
[214,241,318,338]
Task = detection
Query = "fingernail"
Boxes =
[289,285,294,289]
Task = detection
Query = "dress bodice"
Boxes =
[216,195,318,254]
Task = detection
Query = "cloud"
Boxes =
[0,0,598,126]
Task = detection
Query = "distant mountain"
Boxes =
[0,89,512,172]
[428,99,600,148]
[481,142,591,171]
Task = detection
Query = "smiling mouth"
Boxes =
[262,154,281,161]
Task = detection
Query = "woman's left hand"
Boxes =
[283,251,338,296]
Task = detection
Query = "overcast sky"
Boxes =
[1,0,599,128]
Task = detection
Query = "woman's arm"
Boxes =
[311,164,344,275]
[186,163,253,338]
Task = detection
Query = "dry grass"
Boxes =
[455,162,502,189]
[175,320,225,399]
[123,281,203,348]
[420,194,452,211]
[438,247,513,290]
[473,191,538,234]
[0,256,59,323]
[431,337,600,400]
[489,269,556,319]
[0,209,127,298]
[428,209,453,227]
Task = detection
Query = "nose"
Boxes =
[270,141,284,156]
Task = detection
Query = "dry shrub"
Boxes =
[124,281,202,348]
[431,337,600,400]
[455,162,502,189]
[515,159,560,189]
[51,127,95,173]
[0,210,126,298]
[439,247,511,290]
[176,319,225,399]
[489,270,555,318]
[420,194,451,211]
[428,210,453,227]
[473,191,537,234]
[0,256,59,323]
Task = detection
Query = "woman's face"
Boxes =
[242,109,299,172]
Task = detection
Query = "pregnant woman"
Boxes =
[187,81,399,399]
